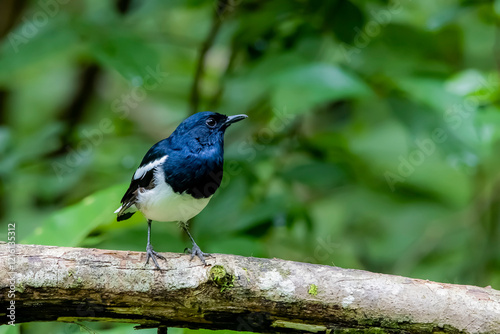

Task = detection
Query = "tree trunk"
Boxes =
[1,243,499,333]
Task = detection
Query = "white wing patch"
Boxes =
[133,156,167,180]
[114,205,122,214]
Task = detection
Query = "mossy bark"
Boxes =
[1,244,499,333]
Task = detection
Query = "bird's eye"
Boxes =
[206,118,217,128]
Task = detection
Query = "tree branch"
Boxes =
[1,244,499,333]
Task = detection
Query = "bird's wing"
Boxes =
[115,155,167,221]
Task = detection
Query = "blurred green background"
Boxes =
[1,0,500,333]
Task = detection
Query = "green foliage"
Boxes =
[1,0,500,333]
[22,184,123,247]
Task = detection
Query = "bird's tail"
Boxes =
[114,204,137,221]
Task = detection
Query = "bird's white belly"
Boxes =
[136,172,211,222]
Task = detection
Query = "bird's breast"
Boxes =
[136,169,212,222]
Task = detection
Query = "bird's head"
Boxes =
[170,111,247,150]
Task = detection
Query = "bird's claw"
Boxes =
[184,244,208,265]
[145,244,165,270]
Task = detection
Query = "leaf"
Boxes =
[22,184,125,247]
[271,64,371,114]
[0,324,20,334]
[327,0,366,44]
[282,162,346,189]
[397,77,460,112]
[86,26,161,83]
[229,196,288,233]
[0,18,78,81]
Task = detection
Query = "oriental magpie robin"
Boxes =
[115,112,247,269]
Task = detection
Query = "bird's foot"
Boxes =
[184,243,208,265]
[145,244,166,270]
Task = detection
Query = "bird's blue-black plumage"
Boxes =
[117,112,240,221]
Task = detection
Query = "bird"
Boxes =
[114,112,247,269]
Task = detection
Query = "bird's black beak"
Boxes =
[224,114,248,126]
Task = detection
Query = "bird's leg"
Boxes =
[145,219,165,269]
[182,223,208,265]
